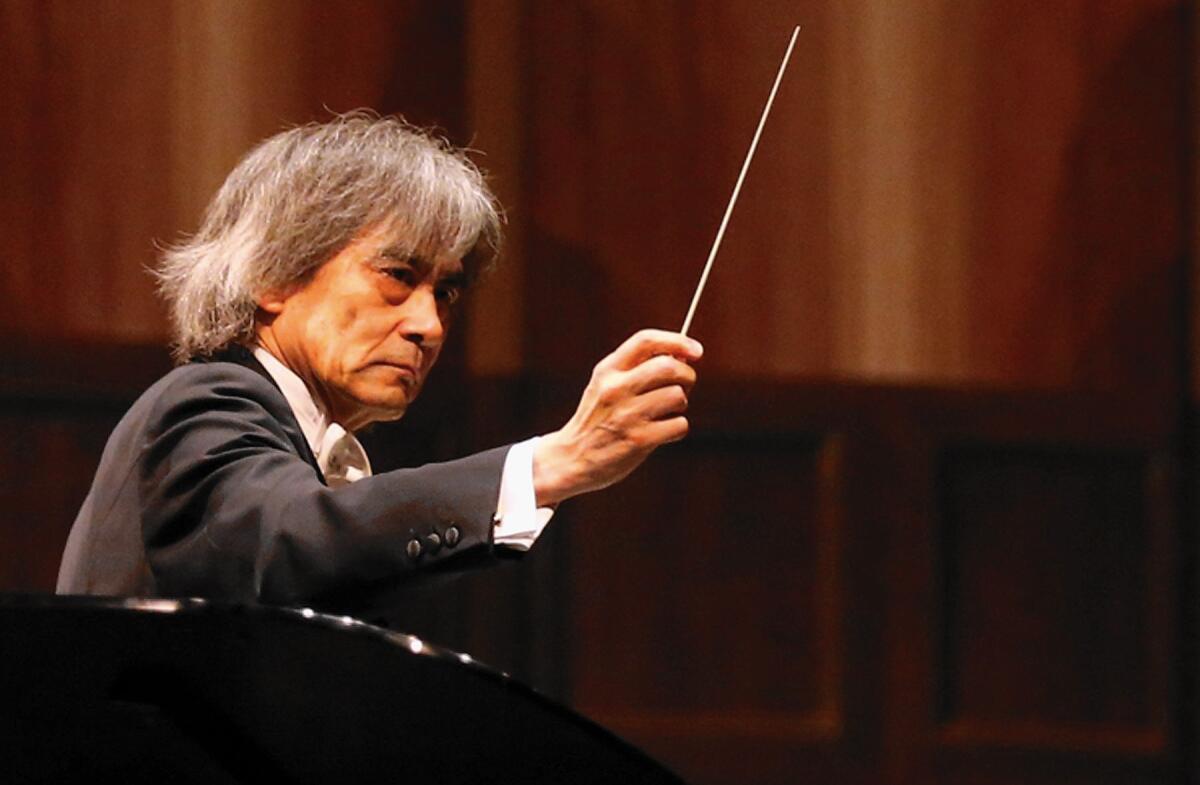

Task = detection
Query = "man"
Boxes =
[56,114,701,612]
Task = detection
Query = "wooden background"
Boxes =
[0,2,1193,784]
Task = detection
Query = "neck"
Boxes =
[254,325,338,425]
[253,325,394,433]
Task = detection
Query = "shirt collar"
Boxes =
[252,346,372,485]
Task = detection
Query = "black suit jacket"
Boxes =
[56,347,511,611]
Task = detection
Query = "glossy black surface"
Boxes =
[0,594,684,784]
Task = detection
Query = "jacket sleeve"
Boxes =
[138,367,510,607]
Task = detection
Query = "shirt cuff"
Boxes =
[493,437,556,551]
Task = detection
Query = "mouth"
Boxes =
[369,361,421,386]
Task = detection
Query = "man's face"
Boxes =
[259,225,466,430]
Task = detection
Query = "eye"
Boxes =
[436,284,463,306]
[384,266,417,286]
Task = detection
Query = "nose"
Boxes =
[401,284,445,347]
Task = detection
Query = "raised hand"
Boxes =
[532,329,703,507]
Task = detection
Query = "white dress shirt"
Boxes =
[253,347,553,550]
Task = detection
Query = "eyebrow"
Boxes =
[378,246,467,287]
[378,245,420,266]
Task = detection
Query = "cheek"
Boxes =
[303,307,359,372]
[326,301,361,333]
[320,306,398,369]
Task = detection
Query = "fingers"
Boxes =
[642,415,690,445]
[614,386,689,450]
[600,329,703,372]
[631,382,689,419]
[623,354,697,395]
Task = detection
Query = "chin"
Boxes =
[359,390,410,414]
[345,403,408,431]
[374,404,410,422]
[342,385,413,428]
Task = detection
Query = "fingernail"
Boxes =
[690,340,704,357]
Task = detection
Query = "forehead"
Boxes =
[361,223,466,275]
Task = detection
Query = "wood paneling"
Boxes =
[526,380,1179,785]
[517,1,1187,397]
[561,428,859,785]
[0,342,171,591]
[910,393,1178,785]
[570,436,843,717]
[0,0,473,346]
[937,446,1168,748]
[464,0,529,376]
[0,412,116,591]
[0,0,176,343]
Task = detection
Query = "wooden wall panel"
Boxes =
[936,446,1168,751]
[0,0,472,347]
[522,0,836,376]
[0,0,176,343]
[569,437,838,713]
[0,411,118,591]
[0,342,171,591]
[910,397,1178,785]
[542,382,1181,785]
[962,0,1187,398]
[517,0,1187,397]
[562,430,854,785]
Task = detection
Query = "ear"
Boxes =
[257,288,289,315]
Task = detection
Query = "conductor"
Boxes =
[56,114,702,610]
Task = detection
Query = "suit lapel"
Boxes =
[198,345,325,478]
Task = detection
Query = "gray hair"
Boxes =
[157,112,502,361]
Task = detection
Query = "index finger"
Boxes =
[601,329,704,372]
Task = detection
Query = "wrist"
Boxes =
[532,431,577,507]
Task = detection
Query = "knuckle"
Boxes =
[644,355,670,375]
[625,430,648,450]
[633,329,671,353]
[596,375,622,401]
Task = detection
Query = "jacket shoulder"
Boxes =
[138,360,288,422]
[122,360,313,467]
[152,359,280,399]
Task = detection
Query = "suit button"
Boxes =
[406,538,422,560]
[424,532,442,552]
[444,525,461,548]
